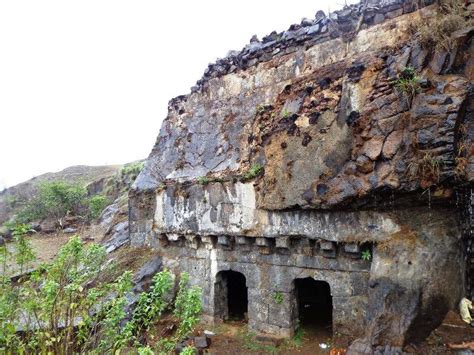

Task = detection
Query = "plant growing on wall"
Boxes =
[393,66,421,106]
[361,250,371,261]
[197,176,210,185]
[241,164,264,182]
[273,291,284,305]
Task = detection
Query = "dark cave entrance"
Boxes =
[215,270,248,321]
[295,278,333,335]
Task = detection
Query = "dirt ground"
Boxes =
[204,323,340,355]
[182,312,474,355]
[5,224,106,278]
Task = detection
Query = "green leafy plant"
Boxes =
[17,181,87,223]
[130,270,174,334]
[138,345,155,355]
[121,161,145,178]
[273,291,284,305]
[180,345,197,355]
[0,232,203,353]
[361,250,371,261]
[174,273,203,339]
[241,164,264,181]
[291,322,306,348]
[88,195,109,219]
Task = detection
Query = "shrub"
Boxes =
[173,273,202,339]
[88,195,109,219]
[0,230,203,353]
[121,161,145,179]
[130,270,174,334]
[17,181,87,222]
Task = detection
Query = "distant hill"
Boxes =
[0,163,143,224]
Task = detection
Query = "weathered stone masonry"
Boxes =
[130,0,473,348]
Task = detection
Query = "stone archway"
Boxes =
[294,277,333,335]
[214,270,248,321]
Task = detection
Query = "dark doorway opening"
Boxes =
[295,278,332,334]
[215,270,248,321]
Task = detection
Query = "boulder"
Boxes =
[132,255,163,292]
[40,220,57,234]
[63,227,77,234]
[193,336,211,349]
[103,221,129,253]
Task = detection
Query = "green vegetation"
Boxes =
[241,164,264,182]
[281,109,291,119]
[197,176,210,185]
[4,180,112,226]
[0,228,202,354]
[361,250,371,261]
[291,323,305,348]
[17,181,87,223]
[239,330,279,354]
[121,161,145,178]
[180,346,197,355]
[272,291,284,305]
[393,66,421,103]
[88,194,109,219]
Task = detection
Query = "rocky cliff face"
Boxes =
[131,0,473,351]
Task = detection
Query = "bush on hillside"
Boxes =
[12,181,112,224]
[17,181,87,223]
[0,229,202,354]
[88,194,109,219]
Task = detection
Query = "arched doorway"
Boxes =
[215,270,248,321]
[294,278,332,335]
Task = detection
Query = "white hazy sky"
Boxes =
[0,0,356,189]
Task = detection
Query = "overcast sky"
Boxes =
[0,0,356,189]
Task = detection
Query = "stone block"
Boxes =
[344,243,361,254]
[320,241,337,258]
[236,236,251,245]
[167,233,180,242]
[256,237,270,247]
[276,236,290,249]
[217,235,231,246]
[185,235,200,249]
